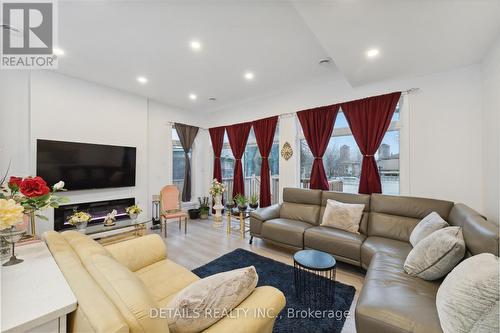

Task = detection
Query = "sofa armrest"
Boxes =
[104,234,167,272]
[250,204,281,222]
[203,286,286,333]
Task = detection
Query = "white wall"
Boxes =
[0,71,208,235]
[0,71,30,178]
[481,37,500,224]
[206,65,486,213]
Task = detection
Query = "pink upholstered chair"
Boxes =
[159,185,189,237]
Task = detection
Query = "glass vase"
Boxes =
[0,226,26,266]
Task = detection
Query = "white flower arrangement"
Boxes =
[126,205,142,215]
[209,179,226,196]
[68,211,92,225]
[0,198,24,230]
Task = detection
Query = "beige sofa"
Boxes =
[250,188,499,333]
[44,231,286,333]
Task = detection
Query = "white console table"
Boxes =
[1,242,77,333]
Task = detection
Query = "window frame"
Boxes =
[297,101,403,194]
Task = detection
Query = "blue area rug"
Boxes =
[192,248,356,333]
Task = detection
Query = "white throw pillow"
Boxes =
[404,226,465,280]
[320,199,365,234]
[166,266,258,333]
[410,211,449,246]
[436,253,499,333]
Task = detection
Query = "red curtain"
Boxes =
[297,105,340,190]
[341,91,401,194]
[209,126,225,183]
[226,122,252,198]
[252,116,278,207]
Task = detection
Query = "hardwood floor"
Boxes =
[151,218,365,333]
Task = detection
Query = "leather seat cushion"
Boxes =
[135,259,200,306]
[361,236,412,269]
[261,218,313,248]
[304,227,366,264]
[355,253,442,333]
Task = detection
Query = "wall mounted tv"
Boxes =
[36,139,136,191]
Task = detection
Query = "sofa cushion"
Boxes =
[321,199,365,234]
[368,194,454,242]
[370,194,454,220]
[279,202,320,225]
[355,253,442,333]
[44,231,129,333]
[436,253,499,333]
[282,187,322,205]
[304,226,366,264]
[360,236,412,269]
[409,212,449,247]
[84,254,168,333]
[105,234,167,272]
[261,218,313,248]
[321,191,371,234]
[136,259,200,307]
[404,227,465,280]
[166,266,258,333]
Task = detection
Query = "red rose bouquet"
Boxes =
[1,174,68,236]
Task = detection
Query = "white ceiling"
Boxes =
[54,0,500,114]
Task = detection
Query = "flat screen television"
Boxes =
[36,139,136,190]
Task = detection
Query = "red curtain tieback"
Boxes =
[261,156,268,159]
[314,157,322,160]
[364,155,375,157]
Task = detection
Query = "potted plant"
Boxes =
[188,208,200,219]
[125,204,142,219]
[234,194,248,212]
[225,197,235,210]
[249,194,259,209]
[68,211,92,232]
[198,197,210,219]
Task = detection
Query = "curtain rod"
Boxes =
[169,88,419,130]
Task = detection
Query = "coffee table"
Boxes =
[85,219,150,245]
[293,249,337,308]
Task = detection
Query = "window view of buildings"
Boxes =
[299,106,401,195]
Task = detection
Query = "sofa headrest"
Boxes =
[371,194,454,220]
[448,204,499,256]
[321,191,371,212]
[282,187,321,205]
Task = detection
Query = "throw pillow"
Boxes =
[409,211,449,246]
[404,226,465,280]
[320,199,364,234]
[166,266,258,333]
[436,253,499,333]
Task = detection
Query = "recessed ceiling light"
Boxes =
[53,47,65,56]
[366,48,380,59]
[244,71,254,81]
[190,40,202,51]
[189,93,197,100]
[137,76,148,84]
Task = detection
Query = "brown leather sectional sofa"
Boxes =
[249,188,499,333]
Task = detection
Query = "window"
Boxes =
[220,125,280,203]
[300,103,401,195]
[244,127,280,203]
[172,128,191,201]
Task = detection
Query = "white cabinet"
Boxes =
[1,242,77,333]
